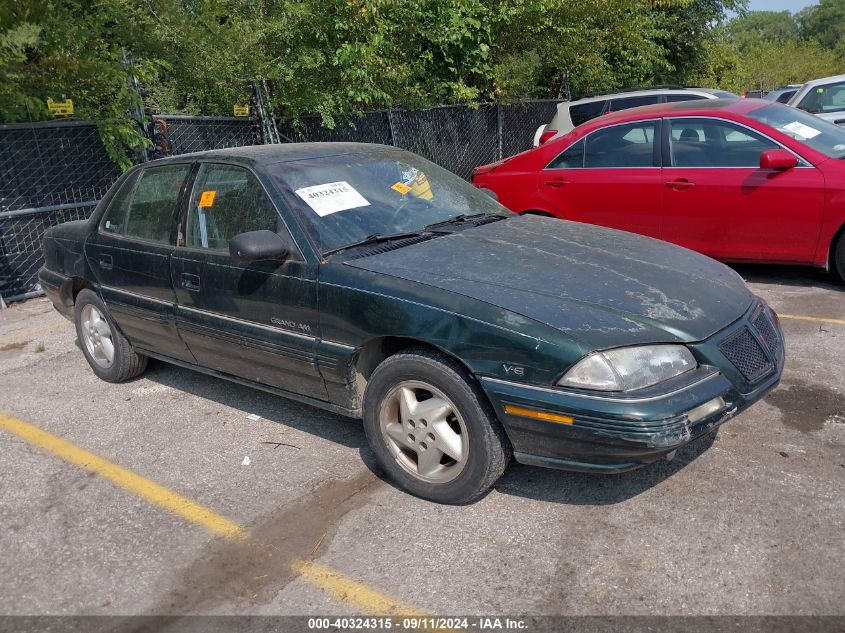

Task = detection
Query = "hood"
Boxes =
[345,215,753,349]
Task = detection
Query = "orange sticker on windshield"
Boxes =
[391,182,412,195]
[198,190,216,207]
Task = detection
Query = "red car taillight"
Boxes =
[538,129,558,144]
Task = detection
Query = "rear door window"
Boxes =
[547,139,585,169]
[123,165,190,243]
[569,101,607,127]
[668,118,778,167]
[583,121,657,168]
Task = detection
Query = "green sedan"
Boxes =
[39,143,784,503]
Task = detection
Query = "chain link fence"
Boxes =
[276,100,558,179]
[1,100,559,303]
[0,115,261,302]
[148,115,262,159]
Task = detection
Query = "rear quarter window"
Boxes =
[101,171,140,234]
[569,101,607,127]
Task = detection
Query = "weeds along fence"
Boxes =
[0,100,558,303]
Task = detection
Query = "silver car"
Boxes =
[533,87,738,146]
[788,74,845,126]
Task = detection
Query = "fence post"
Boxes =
[254,81,281,145]
[496,103,504,161]
[387,108,397,147]
[122,48,149,163]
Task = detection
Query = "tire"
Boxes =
[362,347,512,504]
[834,232,845,283]
[74,289,148,383]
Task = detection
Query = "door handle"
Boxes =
[545,178,569,188]
[98,254,113,270]
[665,179,695,190]
[181,273,201,292]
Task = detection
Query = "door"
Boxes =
[171,162,327,400]
[538,119,664,238]
[661,117,825,262]
[85,163,195,361]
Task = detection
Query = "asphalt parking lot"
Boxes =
[0,264,843,618]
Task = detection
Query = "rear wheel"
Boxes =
[362,348,511,504]
[834,232,845,283]
[74,289,147,382]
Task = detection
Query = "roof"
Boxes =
[802,74,845,87]
[562,87,725,106]
[147,142,399,167]
[581,97,767,128]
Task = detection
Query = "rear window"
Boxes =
[569,101,607,127]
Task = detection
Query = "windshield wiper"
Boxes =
[422,212,503,231]
[322,230,425,256]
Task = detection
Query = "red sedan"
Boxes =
[472,99,845,280]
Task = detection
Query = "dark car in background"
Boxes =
[765,85,802,104]
[39,144,783,503]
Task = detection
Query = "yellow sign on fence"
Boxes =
[233,104,250,117]
[47,98,74,117]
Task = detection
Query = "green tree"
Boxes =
[727,10,798,48]
[797,0,845,56]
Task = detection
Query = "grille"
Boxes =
[753,308,780,356]
[719,327,772,382]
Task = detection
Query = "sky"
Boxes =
[747,0,817,12]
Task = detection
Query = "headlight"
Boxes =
[557,345,697,392]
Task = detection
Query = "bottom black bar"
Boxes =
[0,616,842,633]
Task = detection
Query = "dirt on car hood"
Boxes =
[345,215,753,348]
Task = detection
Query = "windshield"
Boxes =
[745,103,845,159]
[267,150,509,254]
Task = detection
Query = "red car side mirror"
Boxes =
[760,149,798,170]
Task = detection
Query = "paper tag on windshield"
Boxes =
[783,121,821,139]
[295,181,370,217]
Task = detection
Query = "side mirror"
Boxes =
[760,149,798,170]
[229,230,289,263]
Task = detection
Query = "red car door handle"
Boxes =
[666,179,694,190]
[545,178,568,188]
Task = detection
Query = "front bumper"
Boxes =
[481,302,785,473]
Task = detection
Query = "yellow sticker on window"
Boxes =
[199,190,217,207]
[391,182,412,195]
[410,173,433,200]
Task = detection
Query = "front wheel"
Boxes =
[74,289,148,383]
[362,348,511,504]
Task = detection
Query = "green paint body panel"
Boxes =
[38,144,784,472]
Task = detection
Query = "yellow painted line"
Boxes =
[0,412,421,615]
[293,560,423,615]
[0,413,246,539]
[779,314,845,326]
